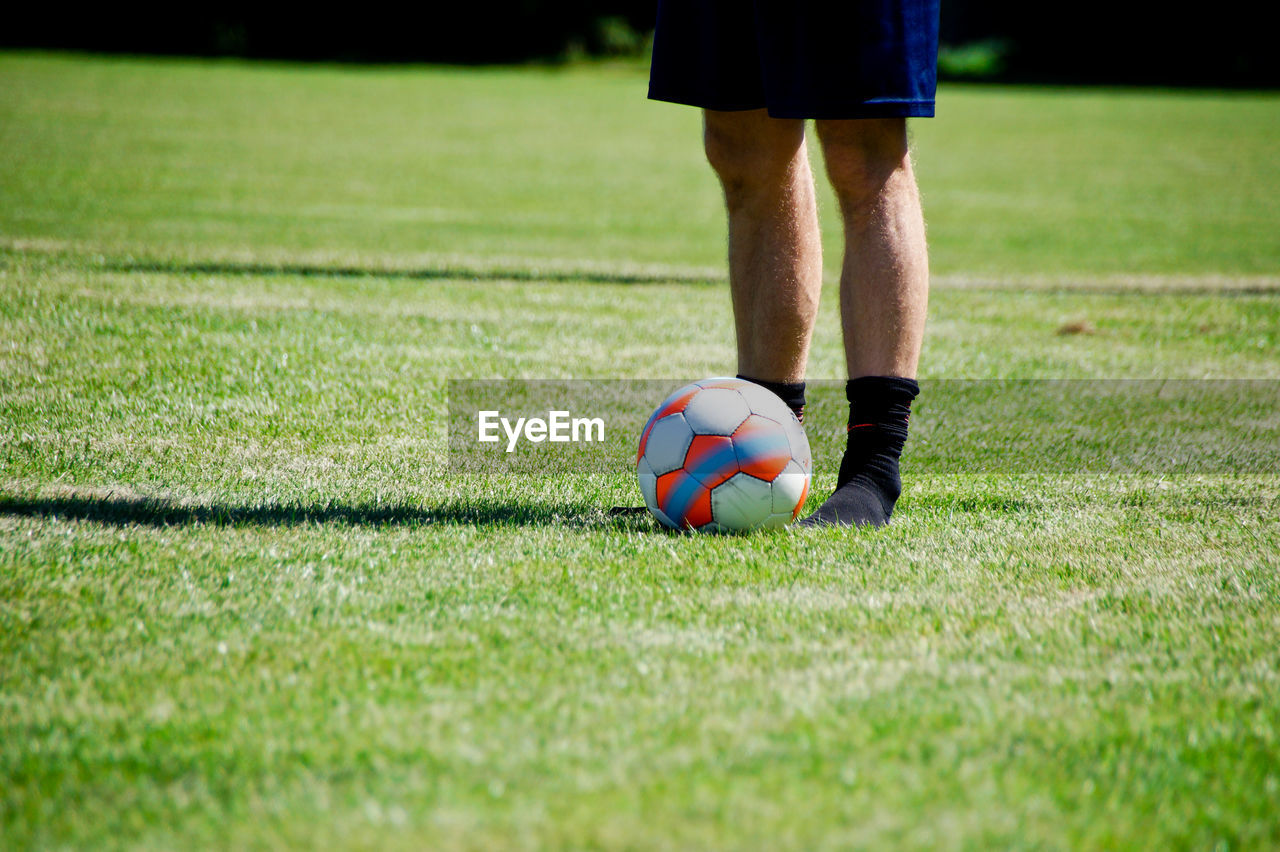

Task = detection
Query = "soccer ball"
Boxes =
[636,377,812,532]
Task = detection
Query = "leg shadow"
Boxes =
[0,492,649,530]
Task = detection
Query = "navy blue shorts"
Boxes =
[648,0,940,119]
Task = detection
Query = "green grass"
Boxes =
[2,52,1279,850]
[3,52,1278,277]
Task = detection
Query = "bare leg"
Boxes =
[815,118,927,379]
[703,109,823,384]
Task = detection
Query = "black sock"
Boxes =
[737,375,806,423]
[798,376,919,528]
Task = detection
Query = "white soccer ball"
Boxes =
[636,377,812,532]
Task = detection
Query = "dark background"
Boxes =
[4,2,1277,87]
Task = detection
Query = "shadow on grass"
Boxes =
[103,259,717,287]
[0,493,655,530]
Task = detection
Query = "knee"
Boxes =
[816,118,912,218]
[703,112,805,201]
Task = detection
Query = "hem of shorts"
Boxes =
[648,89,935,119]
[647,90,767,112]
[769,100,936,119]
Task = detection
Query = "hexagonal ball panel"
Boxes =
[783,416,812,473]
[683,388,751,436]
[710,472,775,531]
[771,459,810,517]
[735,379,797,425]
[636,456,659,513]
[643,413,694,475]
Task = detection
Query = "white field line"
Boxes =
[6,236,1280,291]
[0,237,723,283]
[929,273,1280,292]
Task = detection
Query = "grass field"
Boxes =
[2,52,1279,849]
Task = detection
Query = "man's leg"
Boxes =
[799,118,928,527]
[818,118,928,380]
[703,109,823,389]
